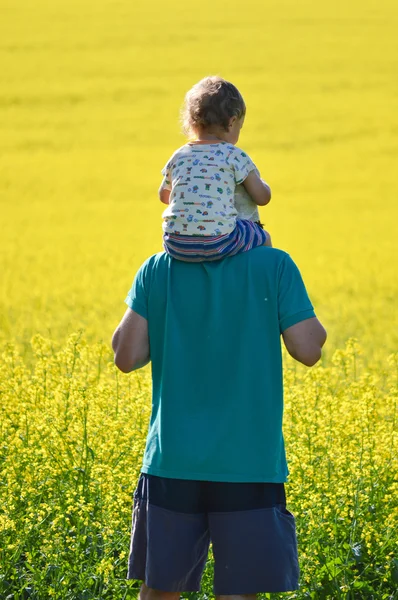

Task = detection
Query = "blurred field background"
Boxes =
[1,0,397,598]
[1,0,397,358]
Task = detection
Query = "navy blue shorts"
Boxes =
[127,473,300,595]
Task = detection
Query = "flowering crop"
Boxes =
[0,335,150,598]
[0,337,396,599]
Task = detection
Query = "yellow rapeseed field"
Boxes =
[0,0,397,598]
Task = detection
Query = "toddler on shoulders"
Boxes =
[159,76,272,262]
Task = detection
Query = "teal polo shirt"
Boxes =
[125,247,315,483]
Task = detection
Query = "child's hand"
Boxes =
[159,186,171,205]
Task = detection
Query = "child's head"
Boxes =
[181,76,246,144]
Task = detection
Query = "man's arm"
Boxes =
[112,307,150,373]
[282,317,327,366]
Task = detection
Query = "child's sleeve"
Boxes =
[160,158,173,191]
[230,147,258,185]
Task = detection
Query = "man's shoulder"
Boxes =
[230,247,297,281]
[243,246,291,266]
[138,252,169,272]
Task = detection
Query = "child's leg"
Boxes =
[253,220,272,248]
[264,230,272,247]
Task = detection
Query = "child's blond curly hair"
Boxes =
[181,76,246,137]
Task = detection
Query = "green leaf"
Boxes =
[391,558,398,584]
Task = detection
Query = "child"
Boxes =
[159,76,272,262]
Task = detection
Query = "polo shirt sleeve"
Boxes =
[278,254,316,333]
[124,262,149,319]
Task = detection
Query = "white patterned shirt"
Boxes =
[161,141,258,236]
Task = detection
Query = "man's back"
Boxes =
[125,247,315,483]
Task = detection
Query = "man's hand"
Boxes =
[282,317,327,366]
[112,308,150,373]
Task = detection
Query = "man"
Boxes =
[112,246,326,600]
